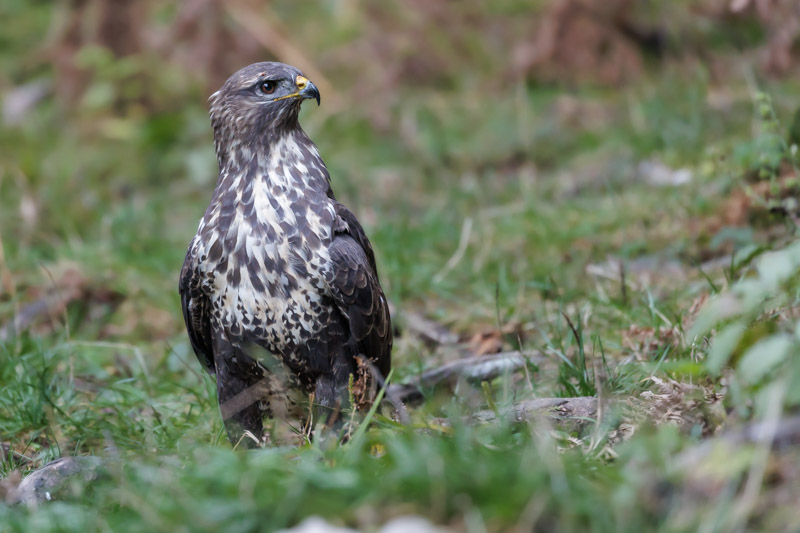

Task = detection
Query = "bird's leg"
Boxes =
[215,362,270,449]
[312,356,361,443]
[313,374,344,431]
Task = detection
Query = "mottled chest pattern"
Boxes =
[191,131,338,354]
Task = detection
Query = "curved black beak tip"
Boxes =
[300,82,321,106]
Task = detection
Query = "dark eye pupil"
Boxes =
[261,81,276,94]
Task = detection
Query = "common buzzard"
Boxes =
[179,62,392,447]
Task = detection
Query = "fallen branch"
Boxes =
[0,269,121,341]
[387,350,545,404]
[470,396,601,425]
[0,289,79,341]
[433,217,473,284]
[402,311,460,346]
[388,302,460,346]
[426,396,611,434]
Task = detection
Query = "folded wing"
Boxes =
[326,203,392,377]
[179,247,215,374]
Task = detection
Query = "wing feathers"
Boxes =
[179,202,391,380]
[327,203,392,377]
[179,247,215,374]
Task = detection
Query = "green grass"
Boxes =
[2,2,800,531]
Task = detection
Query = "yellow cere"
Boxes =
[271,75,311,102]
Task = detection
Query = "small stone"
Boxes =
[637,159,693,187]
[275,516,358,533]
[379,516,449,533]
[14,456,105,506]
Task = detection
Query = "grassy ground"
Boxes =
[2,2,800,532]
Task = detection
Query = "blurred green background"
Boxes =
[2,1,800,531]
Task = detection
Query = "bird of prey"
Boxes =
[179,62,392,447]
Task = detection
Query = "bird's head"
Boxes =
[208,62,321,166]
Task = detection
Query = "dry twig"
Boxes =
[388,350,545,404]
[470,396,602,425]
[388,302,460,346]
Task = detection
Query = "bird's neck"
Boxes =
[213,126,331,200]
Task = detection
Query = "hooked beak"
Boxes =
[295,75,320,106]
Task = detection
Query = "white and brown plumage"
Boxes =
[179,62,391,447]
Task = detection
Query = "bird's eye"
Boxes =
[260,81,277,95]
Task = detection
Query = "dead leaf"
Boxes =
[468,330,504,356]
